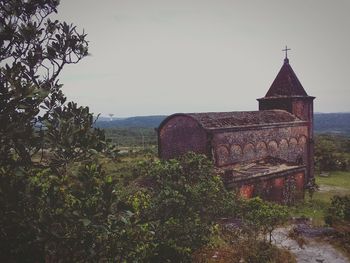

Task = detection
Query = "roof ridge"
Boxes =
[181,110,302,129]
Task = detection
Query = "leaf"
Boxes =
[120,216,128,224]
[79,218,91,227]
[88,149,98,155]
[106,176,112,183]
[73,211,80,216]
[126,210,134,217]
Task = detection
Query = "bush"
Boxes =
[0,1,144,261]
[0,158,154,262]
[193,194,291,263]
[315,135,350,172]
[325,195,350,225]
[241,197,289,243]
[133,152,238,262]
[324,195,350,258]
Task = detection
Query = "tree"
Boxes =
[324,195,350,254]
[0,1,134,262]
[325,195,350,225]
[314,135,349,172]
[133,152,237,262]
[0,0,106,170]
[242,197,289,244]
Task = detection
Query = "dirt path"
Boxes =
[272,224,349,263]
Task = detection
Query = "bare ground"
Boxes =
[272,223,350,263]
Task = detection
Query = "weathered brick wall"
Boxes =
[237,171,305,202]
[159,115,208,159]
[292,100,310,122]
[211,125,308,167]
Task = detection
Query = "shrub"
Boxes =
[0,158,154,262]
[325,195,350,225]
[133,152,238,262]
[324,195,350,258]
[241,197,289,243]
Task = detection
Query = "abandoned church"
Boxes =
[157,52,315,202]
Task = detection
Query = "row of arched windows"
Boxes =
[215,136,307,166]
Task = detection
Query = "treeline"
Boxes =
[315,134,350,172]
[104,127,157,147]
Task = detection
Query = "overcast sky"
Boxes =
[56,0,350,117]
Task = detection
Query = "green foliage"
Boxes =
[0,1,132,262]
[215,198,291,263]
[43,101,113,172]
[325,195,350,225]
[290,171,350,225]
[0,0,120,171]
[0,159,154,262]
[315,134,350,172]
[289,199,328,225]
[324,195,350,257]
[241,197,289,243]
[133,152,237,262]
[104,127,157,148]
[0,0,94,167]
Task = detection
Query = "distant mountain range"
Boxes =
[95,113,350,135]
[95,115,167,129]
[314,113,350,135]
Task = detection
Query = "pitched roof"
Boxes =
[264,58,308,97]
[186,109,303,130]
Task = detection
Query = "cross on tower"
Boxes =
[282,45,291,59]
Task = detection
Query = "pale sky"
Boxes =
[56,0,350,117]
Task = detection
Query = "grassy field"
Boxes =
[291,171,350,225]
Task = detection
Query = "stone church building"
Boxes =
[157,54,315,202]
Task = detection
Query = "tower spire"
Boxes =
[282,45,291,64]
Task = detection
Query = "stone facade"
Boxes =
[158,115,208,160]
[211,125,308,167]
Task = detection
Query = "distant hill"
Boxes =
[314,112,350,135]
[95,115,167,129]
[95,113,350,135]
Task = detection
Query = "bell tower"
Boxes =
[257,47,315,182]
